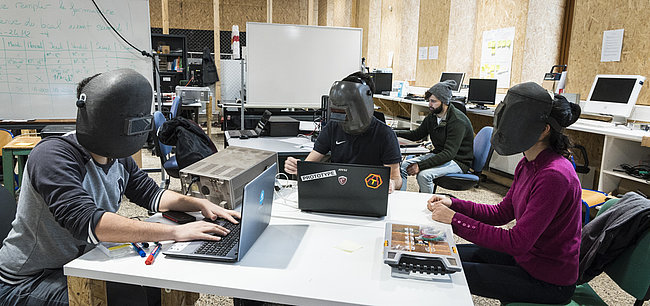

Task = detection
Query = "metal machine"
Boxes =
[180,146,277,209]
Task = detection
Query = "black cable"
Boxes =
[184,176,201,195]
[90,0,152,58]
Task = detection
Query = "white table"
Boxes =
[64,191,473,305]
[226,133,430,156]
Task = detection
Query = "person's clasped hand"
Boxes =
[427,194,455,224]
[284,156,299,175]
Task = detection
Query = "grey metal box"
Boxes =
[180,146,277,209]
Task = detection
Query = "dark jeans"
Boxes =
[0,269,160,306]
[459,244,575,304]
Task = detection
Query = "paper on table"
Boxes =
[335,240,363,253]
[418,47,428,60]
[601,29,624,62]
[280,138,310,145]
[428,46,438,60]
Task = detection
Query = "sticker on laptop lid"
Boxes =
[300,170,337,182]
[338,176,347,185]
[365,174,383,189]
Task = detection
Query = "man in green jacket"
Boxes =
[397,80,474,193]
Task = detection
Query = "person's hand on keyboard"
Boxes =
[172,221,231,242]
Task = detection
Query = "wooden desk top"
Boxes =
[3,136,42,149]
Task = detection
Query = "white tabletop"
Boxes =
[64,191,472,305]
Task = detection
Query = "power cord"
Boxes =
[274,173,299,210]
[184,176,201,195]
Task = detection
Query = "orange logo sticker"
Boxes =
[365,174,383,189]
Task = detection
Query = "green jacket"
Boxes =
[397,103,474,172]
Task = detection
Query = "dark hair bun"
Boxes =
[551,94,581,127]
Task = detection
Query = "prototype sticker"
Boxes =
[365,174,383,189]
[300,170,337,182]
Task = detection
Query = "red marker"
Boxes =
[145,242,162,265]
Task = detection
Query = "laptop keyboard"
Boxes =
[194,219,241,256]
[240,130,257,138]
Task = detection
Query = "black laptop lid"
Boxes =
[297,161,390,217]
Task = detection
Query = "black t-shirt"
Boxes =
[313,117,401,166]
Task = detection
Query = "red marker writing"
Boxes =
[145,242,162,265]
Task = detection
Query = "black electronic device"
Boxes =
[228,110,272,138]
[439,72,465,92]
[163,211,196,224]
[370,72,393,95]
[467,78,498,110]
[265,116,300,137]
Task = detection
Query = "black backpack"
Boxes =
[158,116,218,170]
[201,47,218,86]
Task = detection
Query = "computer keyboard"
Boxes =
[194,220,241,256]
[240,130,257,138]
[575,118,616,128]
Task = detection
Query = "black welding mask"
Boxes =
[328,80,374,135]
[76,69,153,158]
[491,82,560,156]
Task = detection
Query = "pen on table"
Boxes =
[145,242,162,265]
[131,243,146,257]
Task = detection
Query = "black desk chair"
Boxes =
[433,126,493,193]
[153,111,179,187]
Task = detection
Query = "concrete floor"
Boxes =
[115,129,645,306]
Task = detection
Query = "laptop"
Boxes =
[228,110,272,138]
[297,161,390,217]
[397,137,421,148]
[164,163,277,262]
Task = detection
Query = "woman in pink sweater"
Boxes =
[429,82,582,304]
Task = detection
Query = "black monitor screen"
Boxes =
[370,72,393,93]
[590,77,636,104]
[440,73,464,91]
[468,78,497,105]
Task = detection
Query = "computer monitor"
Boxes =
[584,74,645,119]
[370,72,393,95]
[467,78,497,109]
[440,72,465,92]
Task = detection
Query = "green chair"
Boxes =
[503,198,650,306]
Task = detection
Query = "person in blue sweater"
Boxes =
[0,69,240,306]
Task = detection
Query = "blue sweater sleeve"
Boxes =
[27,138,106,244]
[121,157,165,212]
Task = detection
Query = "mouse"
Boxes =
[239,134,249,139]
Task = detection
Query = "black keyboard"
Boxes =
[240,130,257,138]
[194,219,241,256]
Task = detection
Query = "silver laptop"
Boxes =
[164,163,277,262]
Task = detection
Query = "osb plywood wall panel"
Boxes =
[415,0,450,87]
[565,1,650,106]
[472,0,529,89]
[318,0,327,25]
[167,0,214,30]
[150,0,162,28]
[378,0,401,70]
[520,0,564,84]
[446,0,476,77]
[357,0,370,59]
[220,0,266,31]
[332,0,354,27]
[397,0,420,82]
[365,0,382,69]
[273,0,309,25]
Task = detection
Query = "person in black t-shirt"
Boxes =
[285,72,402,192]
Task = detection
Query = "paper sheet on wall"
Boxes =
[428,46,438,60]
[480,27,515,88]
[601,29,624,62]
[418,47,428,60]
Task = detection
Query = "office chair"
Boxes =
[0,186,17,242]
[0,129,16,186]
[450,100,467,115]
[170,96,181,119]
[153,111,180,185]
[571,144,609,225]
[503,197,650,306]
[432,126,493,193]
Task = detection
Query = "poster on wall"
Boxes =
[480,27,515,88]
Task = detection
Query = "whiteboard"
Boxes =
[246,23,362,108]
[0,0,153,119]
